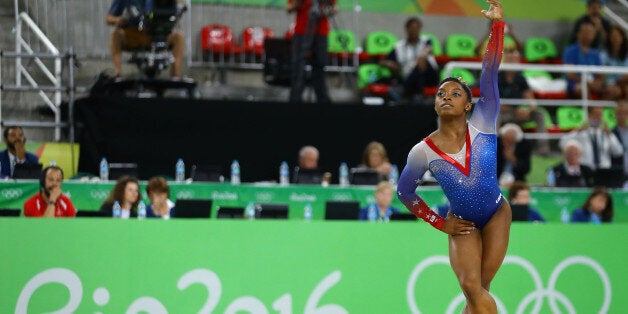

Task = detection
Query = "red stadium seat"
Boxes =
[200,24,242,56]
[241,26,275,56]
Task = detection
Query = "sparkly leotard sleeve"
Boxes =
[397,21,505,230]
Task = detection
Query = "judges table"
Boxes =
[1,181,628,221]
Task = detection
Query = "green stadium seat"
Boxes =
[364,31,398,57]
[522,69,553,80]
[556,106,585,131]
[445,33,478,59]
[421,33,443,56]
[328,29,356,54]
[520,106,555,132]
[357,64,392,89]
[440,68,476,86]
[524,37,559,63]
[603,107,617,129]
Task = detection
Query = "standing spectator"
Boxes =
[1,126,39,178]
[98,175,141,218]
[507,181,545,222]
[559,106,623,171]
[356,141,393,180]
[24,166,76,218]
[378,16,439,102]
[359,181,400,221]
[600,25,628,100]
[551,139,595,188]
[611,100,628,185]
[570,186,614,223]
[497,123,532,186]
[563,20,605,99]
[570,0,611,49]
[287,0,337,104]
[146,176,175,218]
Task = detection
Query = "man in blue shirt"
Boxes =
[106,0,184,78]
[1,126,39,178]
[562,20,605,98]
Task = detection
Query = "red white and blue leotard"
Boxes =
[397,21,505,230]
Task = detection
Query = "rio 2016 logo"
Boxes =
[407,255,611,314]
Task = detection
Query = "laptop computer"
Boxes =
[257,203,289,219]
[12,163,43,179]
[324,201,360,220]
[593,168,624,188]
[174,199,213,218]
[109,163,139,181]
[293,167,323,185]
[511,204,529,222]
[349,168,382,186]
[216,206,245,219]
[0,209,21,217]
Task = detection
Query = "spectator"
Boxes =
[559,106,623,171]
[507,181,545,222]
[497,123,532,186]
[379,16,439,102]
[569,0,611,50]
[24,165,76,218]
[292,145,324,184]
[1,126,39,178]
[611,100,628,185]
[356,141,393,180]
[570,186,614,223]
[359,181,400,221]
[106,0,185,77]
[497,41,549,155]
[286,0,337,104]
[600,25,628,100]
[98,175,141,218]
[146,176,175,218]
[551,139,595,188]
[562,20,605,99]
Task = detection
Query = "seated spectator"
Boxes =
[358,181,400,221]
[24,165,76,218]
[559,106,623,172]
[569,0,611,50]
[98,175,141,218]
[562,20,605,99]
[507,181,545,222]
[355,141,393,181]
[497,123,532,186]
[1,126,39,178]
[571,186,614,223]
[600,25,628,100]
[146,176,175,218]
[378,16,439,102]
[551,139,595,188]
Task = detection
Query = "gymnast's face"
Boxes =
[435,81,471,117]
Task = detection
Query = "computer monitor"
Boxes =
[257,203,289,219]
[324,201,360,220]
[349,168,382,186]
[593,169,624,188]
[390,213,417,221]
[109,163,139,181]
[76,210,110,218]
[293,167,323,185]
[0,209,21,217]
[190,164,223,182]
[174,199,213,218]
[12,163,43,179]
[216,206,245,219]
[511,204,529,222]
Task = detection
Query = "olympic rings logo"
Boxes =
[89,190,109,200]
[2,188,23,199]
[407,255,611,314]
[175,190,195,200]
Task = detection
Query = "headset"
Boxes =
[40,165,64,193]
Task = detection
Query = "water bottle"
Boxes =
[99,157,109,181]
[339,162,349,186]
[245,201,256,220]
[560,206,570,223]
[231,160,241,185]
[49,159,56,166]
[279,161,290,186]
[389,164,399,186]
[368,203,377,222]
[112,200,121,218]
[137,200,147,219]
[175,158,185,182]
[546,168,556,187]
[303,203,313,221]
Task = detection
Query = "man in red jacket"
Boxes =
[24,165,76,218]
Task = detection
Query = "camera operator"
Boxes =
[106,0,185,78]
